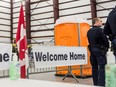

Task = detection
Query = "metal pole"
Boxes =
[25,0,31,44]
[90,0,97,25]
[10,0,13,43]
[53,0,59,23]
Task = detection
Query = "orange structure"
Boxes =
[54,16,92,77]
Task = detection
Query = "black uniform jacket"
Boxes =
[87,26,109,48]
[104,6,116,37]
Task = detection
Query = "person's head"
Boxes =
[93,18,103,27]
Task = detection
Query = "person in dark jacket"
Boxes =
[87,18,109,86]
[104,6,116,58]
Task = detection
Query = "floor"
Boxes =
[29,72,93,86]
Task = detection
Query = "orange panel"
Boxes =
[56,66,68,75]
[54,23,78,46]
[79,23,90,46]
[55,23,92,77]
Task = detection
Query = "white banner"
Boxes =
[32,45,87,68]
[0,43,12,70]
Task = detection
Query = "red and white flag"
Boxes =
[15,4,27,78]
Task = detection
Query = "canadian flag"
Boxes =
[16,4,27,78]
